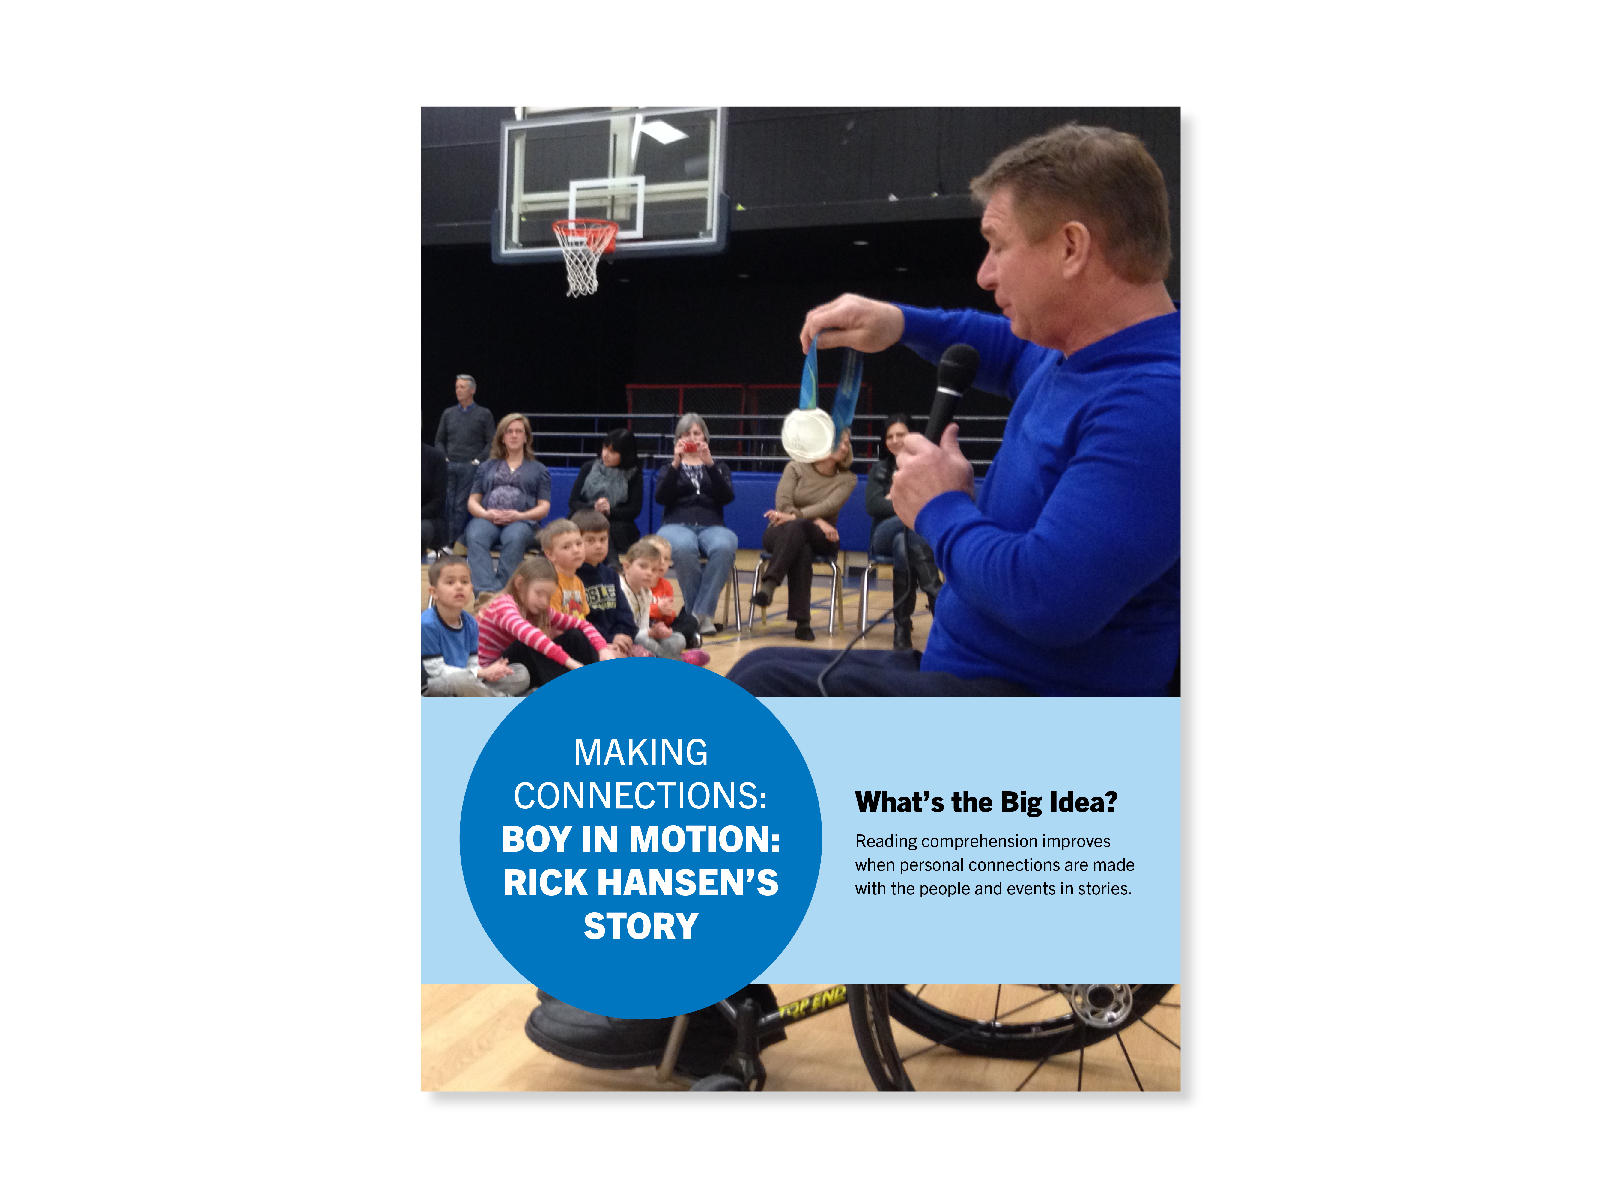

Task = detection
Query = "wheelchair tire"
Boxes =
[849,984,1177,1091]
[688,1073,748,1091]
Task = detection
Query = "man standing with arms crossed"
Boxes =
[730,123,1180,698]
[434,374,496,551]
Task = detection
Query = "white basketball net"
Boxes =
[553,220,618,297]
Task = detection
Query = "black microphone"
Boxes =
[817,349,978,695]
[924,343,980,442]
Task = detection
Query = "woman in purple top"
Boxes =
[463,413,552,595]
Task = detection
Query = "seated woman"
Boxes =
[655,412,738,637]
[865,413,943,650]
[422,441,448,558]
[462,413,551,595]
[568,427,643,559]
[753,429,856,641]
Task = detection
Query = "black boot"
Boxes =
[892,567,915,651]
[907,536,942,616]
[525,985,785,1079]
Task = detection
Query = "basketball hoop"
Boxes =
[552,219,619,297]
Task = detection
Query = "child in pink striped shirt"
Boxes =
[476,556,619,689]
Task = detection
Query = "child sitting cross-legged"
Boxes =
[572,508,638,655]
[421,555,531,697]
[476,555,619,689]
[640,533,706,650]
[619,540,710,666]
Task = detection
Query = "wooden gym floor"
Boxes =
[420,555,1181,1091]
[421,984,1181,1092]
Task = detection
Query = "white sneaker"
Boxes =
[697,613,717,635]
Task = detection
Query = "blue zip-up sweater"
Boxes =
[899,304,1179,696]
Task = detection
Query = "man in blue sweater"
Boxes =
[729,123,1179,698]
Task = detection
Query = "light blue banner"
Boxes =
[423,697,1179,984]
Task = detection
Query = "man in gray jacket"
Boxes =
[433,374,496,549]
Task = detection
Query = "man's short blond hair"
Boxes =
[972,123,1171,285]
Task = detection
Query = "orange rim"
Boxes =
[552,219,619,253]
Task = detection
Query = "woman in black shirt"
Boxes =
[865,413,943,650]
[568,427,643,559]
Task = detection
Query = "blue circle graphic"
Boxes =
[460,658,822,1017]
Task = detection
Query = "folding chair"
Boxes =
[744,549,841,634]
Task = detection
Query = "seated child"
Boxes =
[618,541,711,665]
[476,556,619,689]
[641,533,705,649]
[573,509,638,654]
[539,519,589,619]
[421,555,530,697]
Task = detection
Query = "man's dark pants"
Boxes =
[444,461,477,549]
[727,648,1035,697]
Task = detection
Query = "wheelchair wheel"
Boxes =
[688,1074,749,1091]
[848,984,1179,1091]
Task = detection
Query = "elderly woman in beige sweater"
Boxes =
[753,430,857,640]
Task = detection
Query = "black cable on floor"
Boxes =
[816,571,919,696]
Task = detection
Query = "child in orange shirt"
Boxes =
[540,519,589,618]
[641,533,704,649]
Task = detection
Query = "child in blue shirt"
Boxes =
[421,555,530,697]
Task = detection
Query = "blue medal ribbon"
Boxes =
[800,335,863,438]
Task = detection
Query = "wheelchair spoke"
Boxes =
[897,988,1061,1062]
[1015,1057,1049,1091]
[1116,1031,1144,1091]
[993,991,1058,1021]
[1138,1015,1180,1051]
[898,1025,978,1062]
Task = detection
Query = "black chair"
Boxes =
[744,549,841,634]
[854,548,897,631]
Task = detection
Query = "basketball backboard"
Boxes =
[492,107,728,263]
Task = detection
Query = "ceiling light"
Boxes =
[852,239,869,246]
[640,120,688,145]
